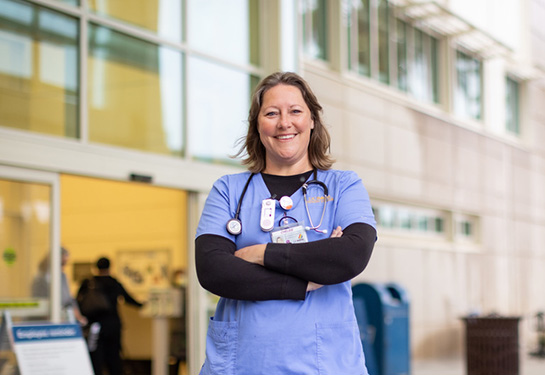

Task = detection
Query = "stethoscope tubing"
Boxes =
[227,170,328,235]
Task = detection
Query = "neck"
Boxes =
[263,159,313,176]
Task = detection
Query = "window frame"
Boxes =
[346,1,440,105]
[301,0,328,62]
[505,75,520,135]
[453,48,483,122]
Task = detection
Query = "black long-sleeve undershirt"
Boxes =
[265,222,376,285]
[195,222,376,301]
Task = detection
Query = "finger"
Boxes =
[330,226,343,238]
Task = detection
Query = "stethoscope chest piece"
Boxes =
[226,218,242,236]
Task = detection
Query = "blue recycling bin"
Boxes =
[352,282,410,375]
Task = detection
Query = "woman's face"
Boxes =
[258,84,314,173]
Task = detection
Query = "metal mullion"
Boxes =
[369,0,379,80]
[27,0,84,17]
[350,2,358,72]
[79,0,88,144]
[425,33,432,102]
[406,23,415,97]
[389,7,398,89]
[85,12,187,52]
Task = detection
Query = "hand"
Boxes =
[75,309,88,326]
[307,281,323,292]
[330,226,343,238]
[235,244,266,266]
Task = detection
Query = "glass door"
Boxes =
[0,165,61,322]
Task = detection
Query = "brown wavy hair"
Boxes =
[234,71,334,172]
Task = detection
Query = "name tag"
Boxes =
[270,223,308,244]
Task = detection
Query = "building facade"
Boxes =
[1,0,544,372]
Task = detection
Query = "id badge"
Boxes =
[270,223,308,244]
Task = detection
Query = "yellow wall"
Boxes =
[60,174,188,358]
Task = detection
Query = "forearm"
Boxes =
[264,223,376,285]
[195,234,307,300]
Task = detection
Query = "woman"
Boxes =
[195,72,376,374]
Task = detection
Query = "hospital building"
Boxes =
[1,0,545,374]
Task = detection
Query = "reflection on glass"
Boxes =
[430,37,439,104]
[187,0,259,65]
[0,0,79,137]
[404,26,439,104]
[410,29,429,101]
[377,0,389,84]
[88,24,183,155]
[88,0,182,42]
[505,77,519,134]
[54,0,79,6]
[357,0,370,76]
[0,178,51,316]
[302,0,328,61]
[187,56,254,163]
[455,50,482,120]
[396,19,407,92]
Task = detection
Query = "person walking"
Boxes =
[77,256,143,375]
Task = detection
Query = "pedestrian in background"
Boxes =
[77,256,143,375]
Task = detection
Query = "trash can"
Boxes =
[462,316,521,375]
[352,282,410,375]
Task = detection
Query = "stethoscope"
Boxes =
[226,170,329,236]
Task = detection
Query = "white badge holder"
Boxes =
[270,222,309,244]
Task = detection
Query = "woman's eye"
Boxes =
[265,111,277,117]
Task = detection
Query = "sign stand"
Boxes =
[1,311,94,375]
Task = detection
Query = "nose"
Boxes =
[278,113,291,128]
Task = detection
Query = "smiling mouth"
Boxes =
[276,134,296,140]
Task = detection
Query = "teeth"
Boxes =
[277,135,294,140]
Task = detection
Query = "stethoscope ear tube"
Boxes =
[302,179,328,196]
[302,172,328,233]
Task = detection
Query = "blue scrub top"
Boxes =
[196,169,376,375]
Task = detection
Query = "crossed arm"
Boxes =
[195,222,376,301]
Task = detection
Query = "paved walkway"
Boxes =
[412,355,545,375]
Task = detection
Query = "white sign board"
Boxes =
[11,323,94,375]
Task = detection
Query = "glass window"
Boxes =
[187,0,259,66]
[88,0,183,42]
[373,202,447,237]
[454,215,478,242]
[454,50,482,121]
[301,0,328,61]
[54,0,79,5]
[396,19,408,92]
[187,56,256,163]
[506,76,520,135]
[87,24,183,155]
[357,0,371,76]
[430,37,439,103]
[0,178,51,314]
[377,0,389,84]
[347,2,440,105]
[0,0,79,138]
[407,28,439,103]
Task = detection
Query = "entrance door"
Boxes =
[0,165,61,322]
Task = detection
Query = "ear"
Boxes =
[311,120,315,130]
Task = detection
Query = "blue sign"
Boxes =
[12,324,83,343]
